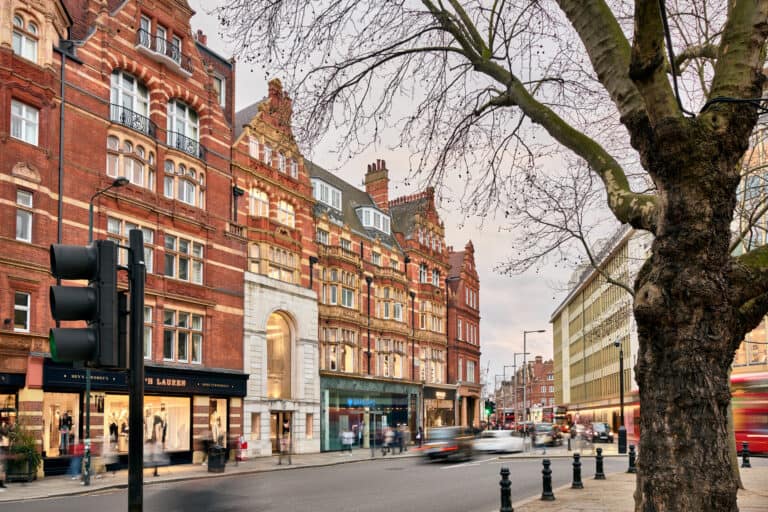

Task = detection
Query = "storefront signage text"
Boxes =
[347,398,377,407]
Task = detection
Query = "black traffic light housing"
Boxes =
[49,240,121,367]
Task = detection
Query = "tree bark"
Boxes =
[632,118,746,511]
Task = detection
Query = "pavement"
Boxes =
[0,442,765,511]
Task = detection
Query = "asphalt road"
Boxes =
[11,455,629,512]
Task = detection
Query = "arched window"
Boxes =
[266,312,292,399]
[162,160,204,207]
[12,14,38,62]
[110,70,151,135]
[277,200,295,228]
[106,135,155,190]
[250,188,269,217]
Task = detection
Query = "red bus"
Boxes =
[731,371,768,453]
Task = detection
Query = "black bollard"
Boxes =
[594,447,606,480]
[567,436,571,451]
[572,453,584,489]
[627,444,637,473]
[499,466,513,512]
[741,441,751,468]
[541,459,555,501]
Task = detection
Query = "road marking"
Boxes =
[441,457,498,469]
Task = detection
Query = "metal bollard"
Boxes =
[741,441,751,468]
[567,436,571,451]
[572,453,584,489]
[627,444,637,473]
[541,459,555,501]
[594,447,606,480]
[499,466,513,512]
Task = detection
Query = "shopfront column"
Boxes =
[17,388,43,478]
[192,396,209,464]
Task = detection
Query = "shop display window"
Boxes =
[42,393,80,457]
[103,395,190,453]
[208,398,227,445]
[0,394,17,431]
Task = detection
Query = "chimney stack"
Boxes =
[364,159,390,212]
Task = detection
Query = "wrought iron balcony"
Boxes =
[136,29,193,74]
[168,131,204,159]
[110,104,156,137]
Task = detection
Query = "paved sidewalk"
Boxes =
[512,463,768,512]
[1,443,766,512]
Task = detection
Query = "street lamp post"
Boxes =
[512,352,527,428]
[84,176,129,486]
[614,338,627,454]
[522,330,545,433]
[502,365,515,428]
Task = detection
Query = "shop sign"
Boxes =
[346,398,377,407]
[44,363,247,396]
[0,373,26,388]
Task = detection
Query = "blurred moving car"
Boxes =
[591,422,614,443]
[422,427,474,462]
[533,423,563,447]
[473,430,526,453]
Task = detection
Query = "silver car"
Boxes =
[473,430,526,453]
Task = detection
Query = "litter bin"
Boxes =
[207,445,226,473]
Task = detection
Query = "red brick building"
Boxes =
[501,356,555,423]
[1,0,247,475]
[447,242,481,428]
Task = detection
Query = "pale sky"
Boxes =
[188,1,571,391]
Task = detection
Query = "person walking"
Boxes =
[278,419,291,465]
[0,420,10,491]
[68,440,84,482]
[416,426,424,448]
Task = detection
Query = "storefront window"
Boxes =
[267,312,292,399]
[321,388,409,451]
[42,393,80,457]
[103,395,190,453]
[209,398,228,445]
[0,394,17,433]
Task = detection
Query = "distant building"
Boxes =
[447,242,481,428]
[549,227,650,437]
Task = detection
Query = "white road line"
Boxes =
[441,456,498,469]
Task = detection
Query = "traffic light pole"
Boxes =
[128,230,145,512]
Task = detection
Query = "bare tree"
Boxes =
[217,1,768,509]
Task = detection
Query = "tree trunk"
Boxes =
[632,123,743,511]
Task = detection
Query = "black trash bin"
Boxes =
[207,445,226,473]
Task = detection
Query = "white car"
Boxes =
[473,430,526,453]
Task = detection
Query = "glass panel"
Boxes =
[267,313,291,399]
[177,332,188,361]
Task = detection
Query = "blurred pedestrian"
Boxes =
[278,419,291,465]
[341,430,354,455]
[68,440,84,481]
[200,428,213,466]
[416,426,424,448]
[0,420,9,491]
[395,425,403,454]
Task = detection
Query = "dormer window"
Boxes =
[357,207,391,235]
[312,179,342,210]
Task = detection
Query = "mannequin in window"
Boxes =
[109,411,119,446]
[59,411,73,455]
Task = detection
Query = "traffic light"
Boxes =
[485,400,496,416]
[49,240,120,367]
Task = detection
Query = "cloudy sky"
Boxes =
[187,1,571,390]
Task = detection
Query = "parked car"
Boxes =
[422,427,474,462]
[591,422,614,443]
[533,423,563,447]
[473,430,526,453]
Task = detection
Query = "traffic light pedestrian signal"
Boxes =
[49,240,121,367]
